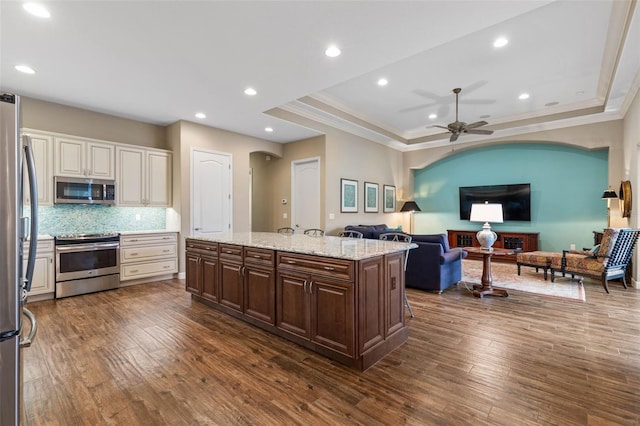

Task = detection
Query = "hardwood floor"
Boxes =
[21,276,640,425]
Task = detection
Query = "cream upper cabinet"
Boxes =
[55,136,115,179]
[22,131,53,206]
[117,146,172,207]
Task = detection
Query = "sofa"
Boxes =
[344,225,467,293]
[405,234,467,293]
[344,224,402,240]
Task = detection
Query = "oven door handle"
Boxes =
[55,242,120,252]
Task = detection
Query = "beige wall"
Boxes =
[249,152,275,232]
[324,129,404,234]
[21,97,166,148]
[622,89,640,285]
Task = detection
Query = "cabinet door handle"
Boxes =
[253,255,261,259]
[130,269,139,273]
[309,281,313,293]
[162,250,170,253]
[286,260,296,264]
[163,265,171,269]
[323,266,335,271]
[129,239,139,242]
[205,247,211,250]
[226,250,233,254]
[131,252,139,256]
[303,280,307,292]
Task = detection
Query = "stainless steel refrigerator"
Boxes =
[0,93,39,425]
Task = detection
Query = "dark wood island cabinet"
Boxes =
[185,233,414,370]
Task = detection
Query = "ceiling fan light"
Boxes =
[377,78,388,86]
[519,93,530,100]
[428,113,437,119]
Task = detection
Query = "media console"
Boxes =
[447,229,539,264]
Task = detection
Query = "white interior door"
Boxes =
[292,157,320,232]
[191,149,232,235]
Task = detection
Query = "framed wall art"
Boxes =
[383,185,396,213]
[364,182,379,213]
[340,178,358,212]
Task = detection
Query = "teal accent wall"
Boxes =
[412,143,609,251]
[36,205,166,235]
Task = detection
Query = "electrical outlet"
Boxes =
[329,213,335,220]
[135,214,141,221]
[570,243,576,250]
[283,213,287,219]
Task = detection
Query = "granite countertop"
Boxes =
[188,232,417,261]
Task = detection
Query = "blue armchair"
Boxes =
[405,234,467,293]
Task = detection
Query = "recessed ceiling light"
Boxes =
[195,112,206,119]
[265,127,274,132]
[325,45,341,58]
[480,114,491,119]
[244,87,257,96]
[23,3,50,18]
[15,65,35,74]
[545,101,559,107]
[493,37,508,48]
[518,93,530,100]
[377,78,388,87]
[428,113,437,119]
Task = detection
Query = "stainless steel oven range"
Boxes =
[54,233,120,298]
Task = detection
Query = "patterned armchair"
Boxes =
[550,228,640,293]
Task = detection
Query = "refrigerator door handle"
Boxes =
[23,135,38,293]
[19,308,37,348]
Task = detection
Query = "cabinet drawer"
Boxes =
[24,239,54,254]
[277,253,354,281]
[121,243,176,263]
[186,240,218,255]
[121,259,178,281]
[121,233,177,246]
[244,247,274,267]
[219,244,243,260]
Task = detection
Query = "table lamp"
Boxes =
[400,201,421,234]
[470,202,503,250]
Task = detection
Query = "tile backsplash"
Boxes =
[36,205,166,235]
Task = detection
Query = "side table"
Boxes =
[464,247,515,298]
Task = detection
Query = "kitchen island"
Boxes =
[185,232,416,370]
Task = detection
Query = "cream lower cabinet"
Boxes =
[120,232,178,281]
[116,146,172,207]
[24,239,55,298]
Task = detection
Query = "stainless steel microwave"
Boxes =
[54,176,116,205]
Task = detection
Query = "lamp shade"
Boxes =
[602,188,618,199]
[400,201,421,212]
[470,203,503,223]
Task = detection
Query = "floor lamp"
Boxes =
[400,201,421,234]
[602,187,618,227]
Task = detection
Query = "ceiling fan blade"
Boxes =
[399,103,435,113]
[464,120,488,130]
[430,125,450,130]
[465,129,494,135]
[450,132,459,142]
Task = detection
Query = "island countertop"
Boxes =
[187,232,416,261]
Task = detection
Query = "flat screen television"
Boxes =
[459,183,531,221]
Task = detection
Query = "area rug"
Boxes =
[461,259,586,302]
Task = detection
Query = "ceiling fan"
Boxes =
[432,88,494,142]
